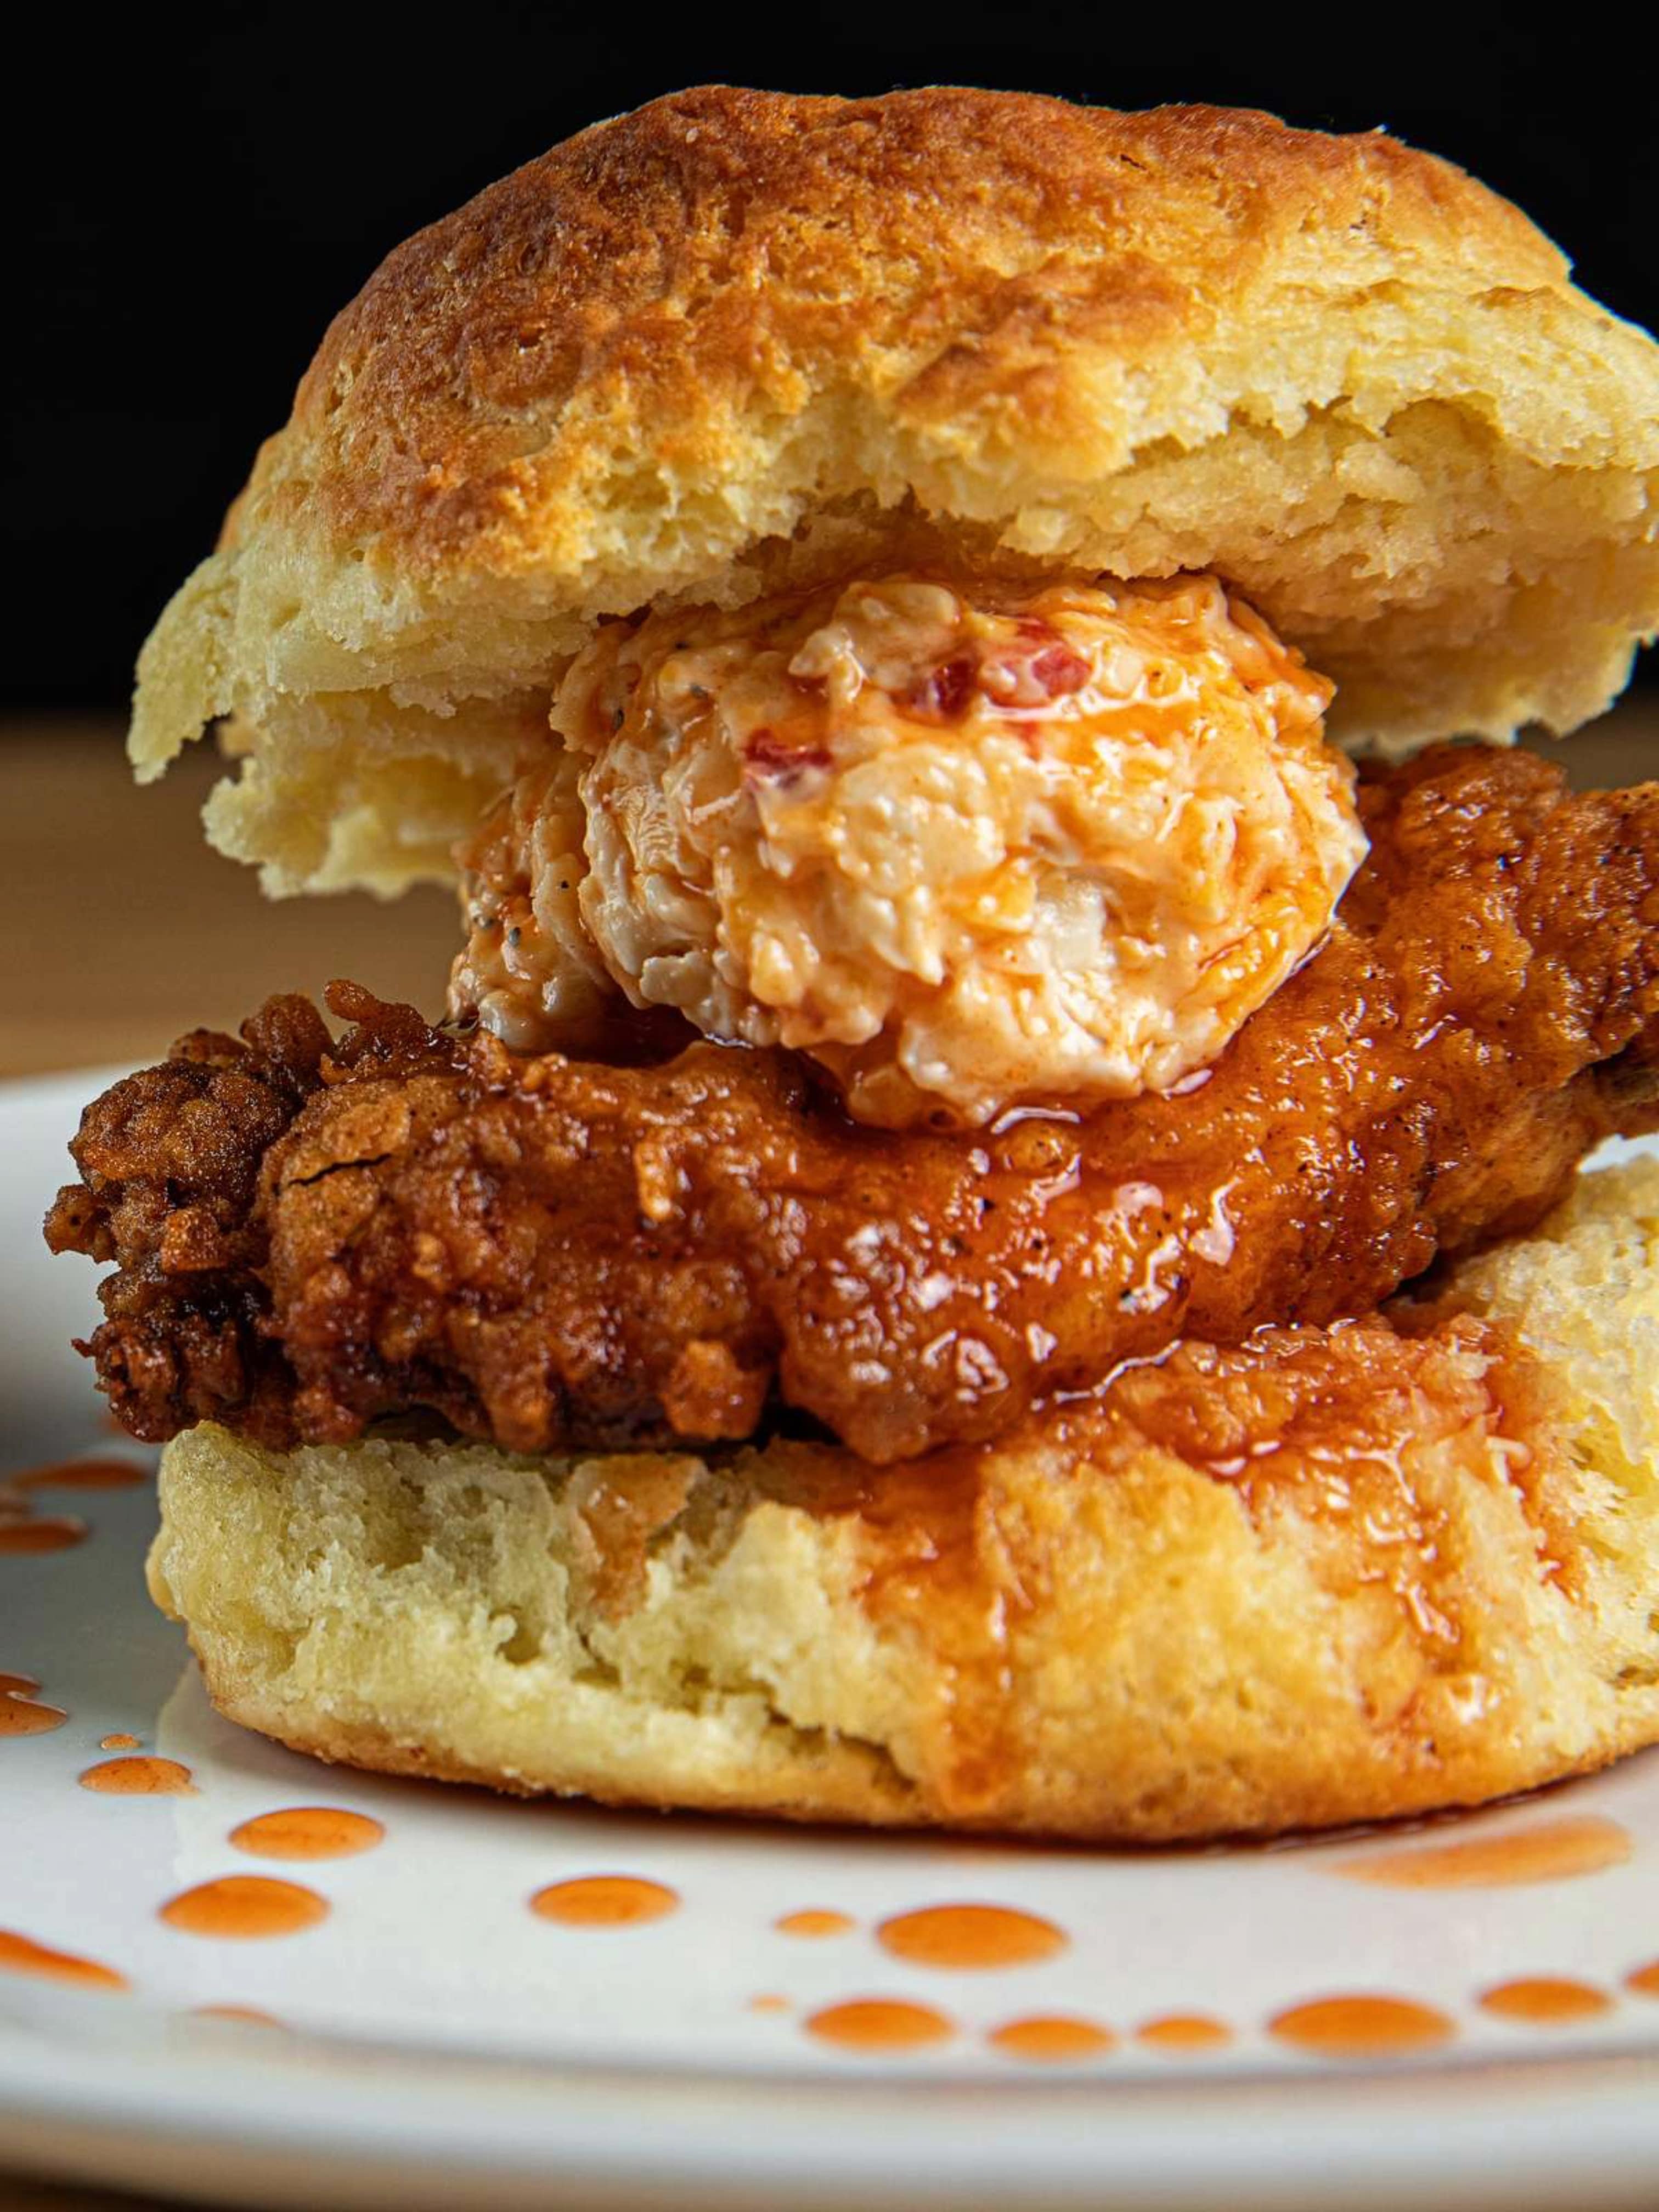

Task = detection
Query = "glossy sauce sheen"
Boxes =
[64,746,1659,1472]
[230,1807,385,1860]
[79,1756,194,1795]
[0,1929,127,1992]
[160,1877,329,1939]
[836,1456,1013,1811]
[1338,1816,1630,1889]
[988,2016,1114,2062]
[877,1904,1065,1970]
[806,2000,956,2051]
[1269,1995,1455,2056]
[1479,1977,1611,2023]
[531,1876,679,1926]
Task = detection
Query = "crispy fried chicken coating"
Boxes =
[47,747,1659,1466]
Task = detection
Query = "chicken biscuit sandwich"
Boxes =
[48,88,1659,1838]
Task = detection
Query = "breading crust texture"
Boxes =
[48,748,1659,1468]
[129,89,1659,896]
[148,1160,1659,1841]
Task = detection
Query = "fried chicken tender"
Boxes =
[48,747,1659,1467]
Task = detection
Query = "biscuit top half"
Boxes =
[131,86,1659,899]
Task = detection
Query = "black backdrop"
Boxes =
[8,13,1655,709]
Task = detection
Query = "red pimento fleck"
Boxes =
[905,656,978,723]
[984,621,1092,707]
[1017,623,1091,698]
[745,728,834,779]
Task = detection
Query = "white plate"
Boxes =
[8,1069,1659,2210]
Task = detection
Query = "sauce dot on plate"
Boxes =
[1625,1961,1659,1998]
[192,2005,287,2029]
[100,1733,141,1751]
[531,1875,678,1927]
[160,1877,329,1939]
[1479,1977,1611,2024]
[806,1999,955,2052]
[1269,1994,1454,2057]
[877,1903,1065,1971]
[230,1807,385,1861]
[1136,2013,1234,2052]
[80,1756,193,1796]
[749,1994,791,2013]
[776,1909,854,1939]
[12,1458,146,1491]
[0,1692,67,1739]
[0,1517,86,1555]
[0,1672,40,1695]
[989,2015,1114,2062]
[0,1929,127,1993]
[1336,1816,1631,1890]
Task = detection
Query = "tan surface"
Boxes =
[0,718,454,1080]
[131,92,1659,903]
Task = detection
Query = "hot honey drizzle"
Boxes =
[0,1515,86,1555]
[79,1756,194,1796]
[160,1877,329,1939]
[531,1876,679,1926]
[988,2015,1114,2062]
[0,1456,144,1556]
[8,1458,146,1491]
[877,1904,1065,1971]
[1136,2014,1234,2052]
[1338,1816,1630,1890]
[806,1999,956,2051]
[0,1672,66,1738]
[0,1929,127,1992]
[1479,1977,1611,2024]
[230,1807,385,1860]
[776,1909,855,1939]
[1269,1994,1455,2057]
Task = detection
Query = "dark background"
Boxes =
[7,14,1655,710]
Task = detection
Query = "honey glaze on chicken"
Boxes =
[49,742,1659,1465]
[451,571,1366,1128]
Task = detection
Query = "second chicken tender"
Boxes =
[452,572,1365,1127]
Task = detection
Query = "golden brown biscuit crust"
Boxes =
[129,89,1659,895]
[147,1160,1659,1841]
[281,92,1559,565]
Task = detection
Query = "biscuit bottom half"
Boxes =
[148,1160,1659,1841]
